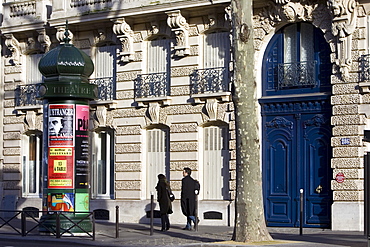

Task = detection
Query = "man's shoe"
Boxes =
[182,227,191,230]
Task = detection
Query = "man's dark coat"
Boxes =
[181,175,199,216]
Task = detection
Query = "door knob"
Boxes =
[315,185,322,194]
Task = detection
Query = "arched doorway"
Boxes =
[259,23,333,228]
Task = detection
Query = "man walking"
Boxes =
[181,167,200,230]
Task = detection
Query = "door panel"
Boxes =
[264,116,295,226]
[303,113,332,226]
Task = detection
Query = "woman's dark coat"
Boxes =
[156,178,172,215]
[181,175,199,216]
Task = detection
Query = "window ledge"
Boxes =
[192,92,231,104]
[135,96,172,107]
[15,105,43,114]
[359,82,370,94]
[90,100,117,110]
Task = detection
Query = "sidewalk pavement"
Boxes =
[0,221,367,247]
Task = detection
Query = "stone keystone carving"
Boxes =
[25,110,37,130]
[147,102,160,124]
[4,34,21,65]
[205,98,218,121]
[166,10,190,57]
[96,105,107,128]
[113,18,135,63]
[327,0,358,81]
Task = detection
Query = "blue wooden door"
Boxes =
[260,23,332,227]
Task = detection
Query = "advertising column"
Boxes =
[37,27,97,233]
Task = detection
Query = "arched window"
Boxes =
[91,128,115,199]
[202,125,229,200]
[262,23,331,96]
[146,127,170,199]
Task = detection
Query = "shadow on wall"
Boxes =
[139,202,161,224]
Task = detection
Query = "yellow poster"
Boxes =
[49,148,73,156]
[53,160,67,173]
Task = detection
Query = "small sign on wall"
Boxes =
[340,138,350,145]
[336,172,345,183]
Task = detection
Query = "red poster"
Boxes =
[48,147,74,189]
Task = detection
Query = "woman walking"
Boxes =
[156,174,173,231]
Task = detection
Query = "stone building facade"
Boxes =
[0,0,368,231]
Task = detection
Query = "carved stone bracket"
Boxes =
[90,101,117,128]
[113,18,135,63]
[166,10,190,57]
[92,27,116,48]
[4,34,21,65]
[37,29,51,53]
[14,106,43,131]
[56,26,74,44]
[327,0,358,81]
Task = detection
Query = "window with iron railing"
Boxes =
[190,31,230,96]
[360,54,370,81]
[190,67,229,95]
[277,60,317,90]
[15,84,43,107]
[134,72,169,98]
[90,77,115,101]
[135,38,170,99]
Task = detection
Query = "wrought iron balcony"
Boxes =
[360,54,370,81]
[277,61,317,90]
[90,77,116,101]
[134,72,169,98]
[190,67,229,95]
[15,84,43,107]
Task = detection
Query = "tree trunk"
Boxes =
[231,0,273,242]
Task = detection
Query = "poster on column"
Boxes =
[48,104,75,189]
[48,104,74,147]
[48,192,75,212]
[75,104,89,189]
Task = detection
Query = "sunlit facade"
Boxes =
[0,0,368,230]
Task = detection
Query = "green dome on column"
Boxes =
[38,43,94,83]
[37,28,97,100]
